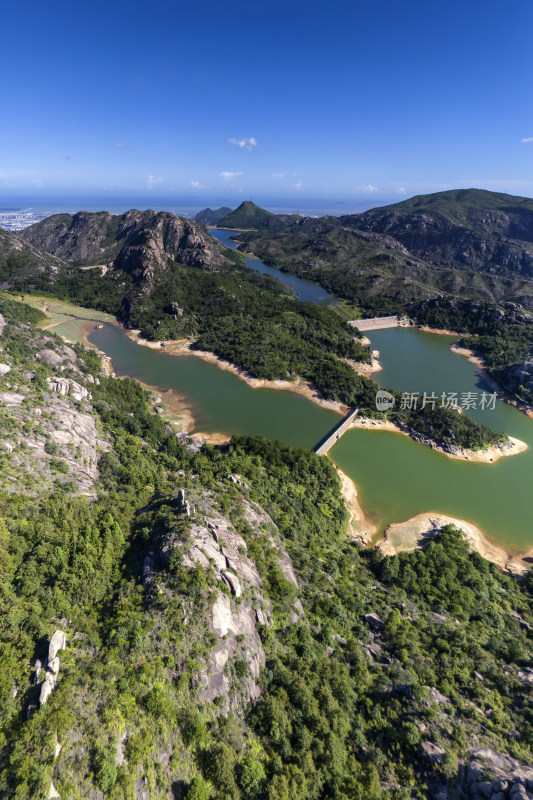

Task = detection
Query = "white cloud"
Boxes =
[521,137,533,143]
[396,186,407,194]
[220,171,243,179]
[357,184,379,194]
[146,175,163,189]
[293,180,303,190]
[190,180,207,189]
[114,142,126,149]
[228,137,258,151]
[272,172,285,179]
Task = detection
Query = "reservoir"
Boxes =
[211,229,335,305]
[37,269,533,555]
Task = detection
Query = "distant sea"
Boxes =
[0,196,396,225]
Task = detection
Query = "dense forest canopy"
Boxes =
[0,298,531,800]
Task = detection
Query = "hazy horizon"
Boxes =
[2,0,532,201]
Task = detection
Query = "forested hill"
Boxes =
[235,189,533,308]
[1,295,533,800]
[0,226,67,283]
[1,209,508,453]
[194,207,233,225]
[217,202,277,229]
[20,209,236,271]
[233,190,533,402]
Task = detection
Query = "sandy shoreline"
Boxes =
[376,511,532,576]
[126,330,350,415]
[417,327,533,420]
[335,467,376,545]
[57,317,532,575]
[350,416,527,463]
[124,332,528,462]
[419,325,463,337]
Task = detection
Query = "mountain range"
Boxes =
[232,190,533,312]
[2,189,533,405]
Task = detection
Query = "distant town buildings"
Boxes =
[0,208,53,231]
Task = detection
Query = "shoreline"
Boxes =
[350,416,527,463]
[418,325,463,337]
[125,333,527,463]
[48,312,532,574]
[334,467,376,545]
[419,326,533,420]
[450,343,533,420]
[126,330,350,415]
[376,511,532,576]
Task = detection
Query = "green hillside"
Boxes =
[217,201,275,229]
[194,207,233,225]
[0,296,532,800]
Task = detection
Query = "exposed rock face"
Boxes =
[501,356,533,401]
[20,210,235,276]
[364,612,384,631]
[240,499,299,587]
[0,363,10,375]
[47,376,91,401]
[463,748,533,798]
[199,589,266,704]
[148,494,296,709]
[39,630,66,706]
[1,334,106,495]
[181,513,272,706]
[40,346,77,367]
[347,207,533,279]
[47,781,60,799]
[0,312,5,336]
[0,227,66,282]
[420,742,445,764]
[20,210,121,263]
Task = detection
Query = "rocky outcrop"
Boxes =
[40,346,77,367]
[181,513,272,706]
[420,741,445,764]
[39,630,66,706]
[364,612,384,631]
[0,227,66,283]
[148,495,289,709]
[47,376,91,401]
[176,488,192,517]
[240,499,299,588]
[21,209,235,275]
[342,189,533,281]
[501,356,533,403]
[452,748,533,800]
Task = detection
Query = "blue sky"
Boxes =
[1,0,532,207]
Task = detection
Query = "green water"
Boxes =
[330,328,533,552]
[87,323,340,450]
[51,306,533,553]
